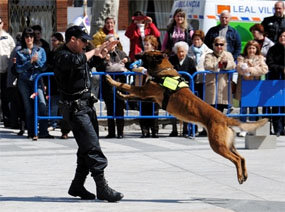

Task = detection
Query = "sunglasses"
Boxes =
[25,34,34,38]
[215,43,224,47]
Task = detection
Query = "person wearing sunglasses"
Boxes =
[204,10,241,61]
[15,27,53,140]
[0,17,15,128]
[204,36,236,113]
[53,25,123,202]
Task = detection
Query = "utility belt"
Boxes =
[59,95,98,112]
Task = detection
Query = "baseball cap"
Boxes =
[65,25,92,42]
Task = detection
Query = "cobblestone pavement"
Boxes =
[0,124,285,212]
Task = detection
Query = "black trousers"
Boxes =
[102,76,125,136]
[62,103,107,176]
[139,101,159,134]
[0,73,9,126]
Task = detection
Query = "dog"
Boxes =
[105,50,268,184]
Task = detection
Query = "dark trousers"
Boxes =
[0,73,9,126]
[102,76,125,136]
[63,103,107,176]
[272,106,285,134]
[139,101,159,135]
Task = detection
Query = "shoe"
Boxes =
[32,136,38,141]
[48,126,56,131]
[198,130,207,137]
[238,131,247,137]
[95,178,124,202]
[68,181,96,200]
[105,134,115,138]
[152,133,159,138]
[117,135,124,139]
[38,134,55,139]
[17,130,24,136]
[169,131,178,137]
[276,132,281,137]
[61,134,68,139]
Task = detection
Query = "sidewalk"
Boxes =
[0,124,285,212]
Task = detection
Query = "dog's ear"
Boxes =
[152,53,164,64]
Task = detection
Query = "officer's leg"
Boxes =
[68,149,96,200]
[70,108,123,202]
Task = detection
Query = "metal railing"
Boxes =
[33,71,285,136]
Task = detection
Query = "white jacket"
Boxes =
[0,30,15,73]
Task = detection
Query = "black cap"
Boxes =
[65,25,92,42]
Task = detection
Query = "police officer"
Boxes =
[53,25,123,202]
[261,1,285,43]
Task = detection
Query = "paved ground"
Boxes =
[0,123,285,212]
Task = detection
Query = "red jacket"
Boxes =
[125,22,160,61]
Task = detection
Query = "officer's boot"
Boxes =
[94,174,124,202]
[68,172,96,200]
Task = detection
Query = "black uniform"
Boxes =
[54,44,107,176]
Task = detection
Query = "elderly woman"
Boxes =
[168,41,196,137]
[235,40,269,136]
[250,23,274,57]
[204,36,236,113]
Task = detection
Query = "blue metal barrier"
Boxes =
[33,71,285,136]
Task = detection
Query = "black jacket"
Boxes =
[262,15,285,43]
[53,44,101,100]
[169,55,197,75]
[266,42,285,80]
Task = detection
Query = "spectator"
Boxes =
[92,16,122,50]
[46,32,71,139]
[266,30,285,136]
[188,30,212,137]
[31,25,50,55]
[0,17,15,127]
[250,23,274,57]
[168,41,196,137]
[235,40,269,137]
[125,11,160,61]
[261,1,285,43]
[98,34,129,138]
[162,8,193,56]
[204,36,236,113]
[138,35,160,138]
[16,27,53,140]
[204,10,241,60]
[188,30,213,98]
[6,32,25,134]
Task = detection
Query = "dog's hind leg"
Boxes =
[208,126,245,184]
[230,145,247,182]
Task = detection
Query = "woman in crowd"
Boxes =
[250,23,274,57]
[99,34,129,139]
[168,41,196,137]
[16,27,53,140]
[125,11,160,61]
[137,35,160,138]
[204,36,236,113]
[266,30,285,136]
[235,40,268,137]
[162,8,193,55]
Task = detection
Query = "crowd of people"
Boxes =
[0,0,284,203]
[0,0,285,141]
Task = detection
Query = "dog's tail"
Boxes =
[227,118,268,132]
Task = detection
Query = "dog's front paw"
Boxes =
[105,74,116,86]
[116,91,128,99]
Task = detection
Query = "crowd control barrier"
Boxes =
[33,71,285,137]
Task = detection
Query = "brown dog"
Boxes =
[106,50,268,184]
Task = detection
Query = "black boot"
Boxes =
[68,173,96,200]
[94,174,124,202]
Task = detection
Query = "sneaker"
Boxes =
[238,131,247,137]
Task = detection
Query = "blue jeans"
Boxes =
[49,95,59,128]
[18,80,49,136]
[240,107,258,122]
